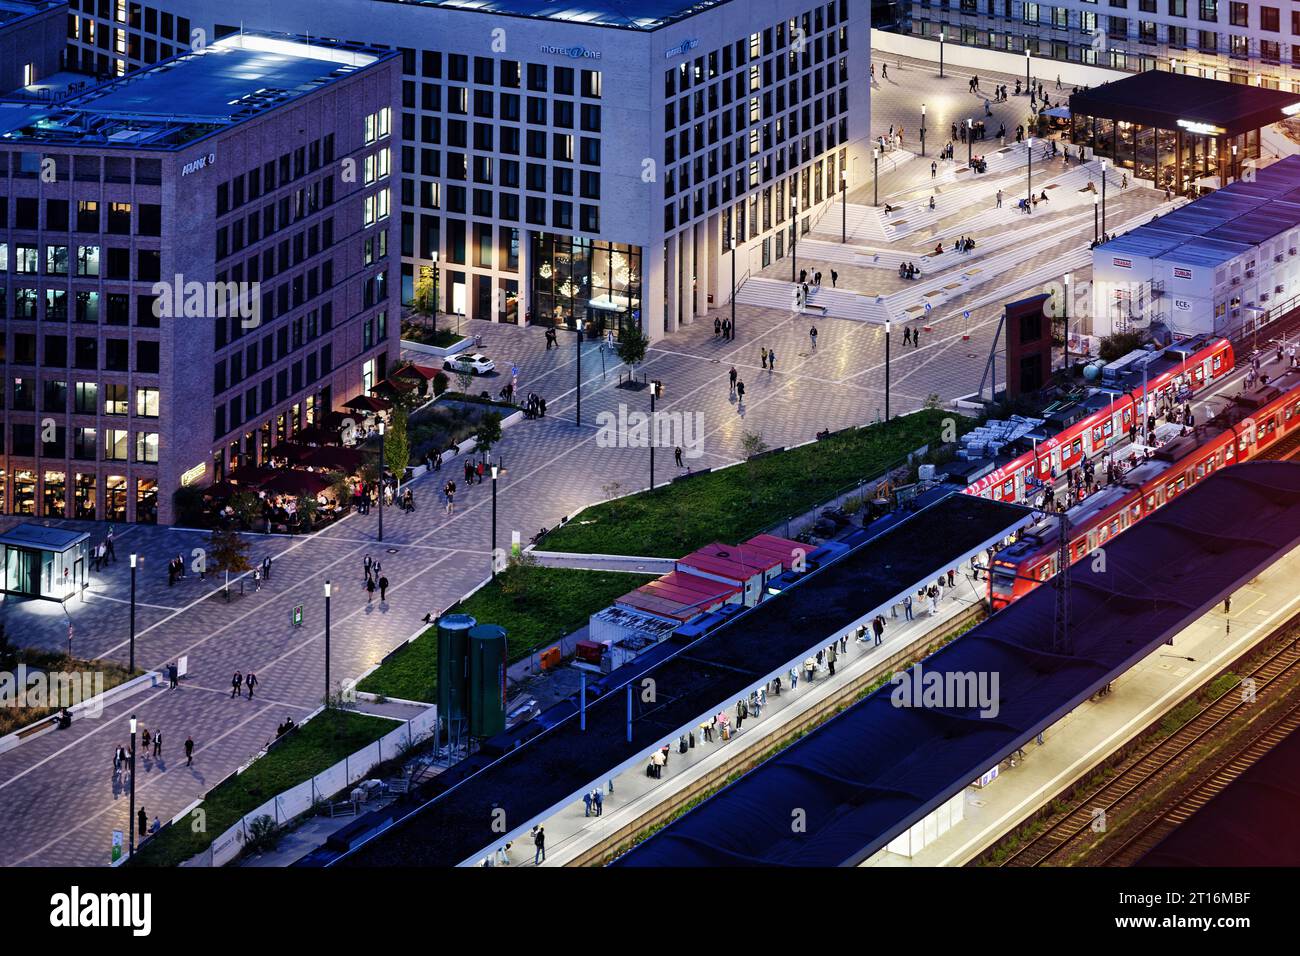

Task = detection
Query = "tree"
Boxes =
[385,408,411,487]
[1098,331,1146,363]
[207,525,254,599]
[455,366,474,395]
[433,371,449,396]
[616,323,649,369]
[413,266,437,331]
[229,490,263,531]
[474,412,503,460]
[741,430,769,504]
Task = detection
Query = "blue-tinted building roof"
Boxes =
[0,33,393,147]
[616,462,1300,867]
[0,524,88,551]
[398,0,731,31]
[1098,154,1300,268]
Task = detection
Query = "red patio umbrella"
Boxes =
[395,363,439,382]
[344,395,392,413]
[257,470,334,497]
[301,445,367,471]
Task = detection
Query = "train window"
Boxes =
[1071,438,1082,456]
[1130,503,1141,520]
[1146,494,1155,509]
[1213,354,1222,370]
[1195,463,1204,478]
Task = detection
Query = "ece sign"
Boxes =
[182,152,216,177]
[540,43,601,60]
[665,38,700,59]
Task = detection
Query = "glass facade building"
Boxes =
[530,234,642,337]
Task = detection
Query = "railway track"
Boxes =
[1257,425,1300,462]
[1095,697,1300,866]
[995,624,1300,868]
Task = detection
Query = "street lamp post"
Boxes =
[128,714,137,857]
[884,319,892,421]
[324,580,331,704]
[841,171,847,243]
[1063,273,1071,375]
[650,380,664,489]
[939,31,945,79]
[1231,143,1239,183]
[376,419,386,542]
[921,103,927,157]
[791,200,799,281]
[730,236,737,341]
[1025,45,1031,93]
[575,318,585,426]
[1028,136,1034,208]
[1093,192,1099,243]
[873,147,879,206]
[1100,157,1111,229]
[490,465,499,579]
[129,553,137,672]
[967,118,973,170]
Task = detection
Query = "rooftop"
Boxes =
[1098,154,1300,268]
[1070,70,1300,137]
[0,33,393,149]
[0,0,62,26]
[388,0,731,31]
[0,524,88,552]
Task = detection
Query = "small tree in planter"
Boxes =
[413,267,437,333]
[207,525,254,600]
[385,408,412,488]
[473,412,503,463]
[455,366,475,395]
[432,370,449,397]
[616,322,649,371]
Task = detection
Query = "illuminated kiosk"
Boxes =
[0,523,90,602]
[1069,71,1300,194]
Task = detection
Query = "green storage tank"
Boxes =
[468,624,508,738]
[437,613,476,728]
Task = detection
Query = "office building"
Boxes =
[0,0,66,94]
[60,0,871,342]
[0,32,401,523]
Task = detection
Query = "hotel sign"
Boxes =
[1173,266,1193,280]
[180,462,207,486]
[665,38,700,59]
[540,44,601,60]
[182,152,216,176]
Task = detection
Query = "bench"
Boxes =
[16,715,59,741]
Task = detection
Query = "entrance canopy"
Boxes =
[1070,71,1300,137]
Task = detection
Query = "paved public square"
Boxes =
[0,50,1170,868]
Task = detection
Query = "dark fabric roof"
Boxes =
[1069,71,1300,137]
[308,492,1030,867]
[616,462,1300,867]
[1138,724,1300,867]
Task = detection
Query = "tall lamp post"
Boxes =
[873,146,880,206]
[1101,158,1108,236]
[966,118,973,170]
[841,170,848,243]
[920,103,927,157]
[939,31,945,79]
[490,465,499,579]
[1092,192,1099,243]
[1025,45,1031,93]
[376,419,386,542]
[730,236,737,340]
[1231,143,1239,183]
[128,553,137,672]
[575,318,585,426]
[324,580,332,705]
[884,319,892,421]
[128,714,137,857]
[1063,272,1071,375]
[1027,136,1034,208]
[790,200,799,281]
[649,380,663,490]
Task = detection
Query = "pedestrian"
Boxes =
[809,325,818,349]
[881,62,887,79]
[138,807,148,838]
[903,326,912,346]
[185,735,195,767]
[113,745,124,776]
[831,269,838,288]
[913,327,921,348]
[930,160,937,179]
[872,615,885,646]
[252,567,261,592]
[814,270,822,287]
[153,730,162,757]
[105,528,116,562]
[533,825,546,864]
[168,663,178,689]
[583,791,593,817]
[996,189,1003,209]
[735,380,745,403]
[729,365,737,393]
[142,727,151,752]
[674,446,684,468]
[714,317,722,338]
[593,789,603,816]
[947,568,956,587]
[761,346,768,369]
[768,349,776,370]
[366,576,377,603]
[379,575,389,602]
[904,594,913,621]
[262,556,271,581]
[246,672,258,699]
[231,671,243,698]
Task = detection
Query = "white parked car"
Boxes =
[444,353,496,376]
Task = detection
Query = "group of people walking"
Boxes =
[362,554,390,603]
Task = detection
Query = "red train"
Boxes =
[965,335,1234,505]
[988,365,1300,609]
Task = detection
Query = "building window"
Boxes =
[104,429,129,461]
[136,387,160,418]
[135,432,159,463]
